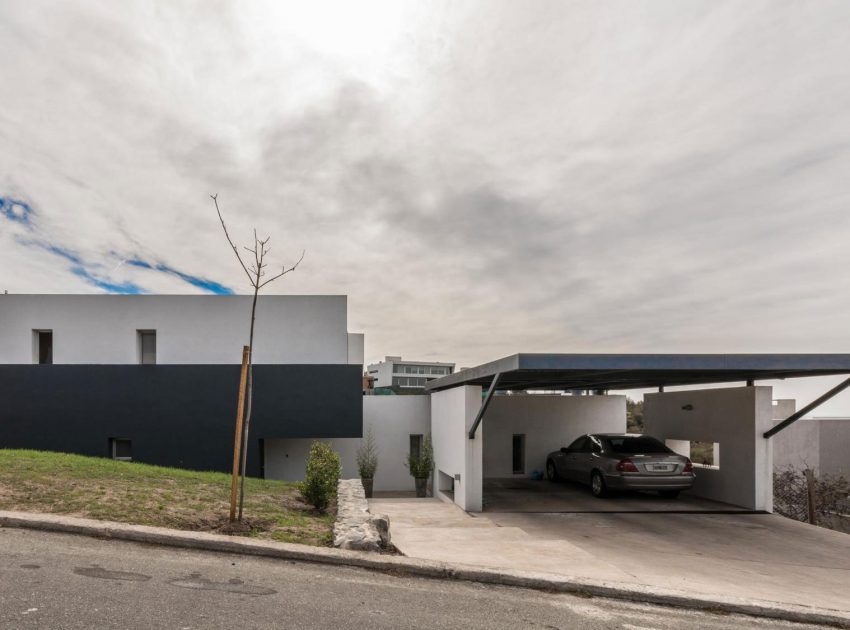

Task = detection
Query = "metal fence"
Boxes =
[773,467,850,534]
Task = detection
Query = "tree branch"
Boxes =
[258,249,305,288]
[211,194,254,285]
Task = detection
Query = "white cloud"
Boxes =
[1,0,850,412]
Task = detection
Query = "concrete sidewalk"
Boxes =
[370,497,850,622]
[1,509,848,627]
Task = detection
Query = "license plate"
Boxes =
[650,464,673,472]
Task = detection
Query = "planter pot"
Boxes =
[361,478,374,498]
[414,477,428,498]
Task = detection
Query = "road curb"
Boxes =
[1,510,847,628]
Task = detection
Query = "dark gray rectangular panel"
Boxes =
[0,364,362,476]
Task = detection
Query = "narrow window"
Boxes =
[410,434,423,459]
[34,330,53,364]
[138,330,156,365]
[512,434,526,474]
[110,438,132,461]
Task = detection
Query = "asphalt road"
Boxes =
[0,527,823,630]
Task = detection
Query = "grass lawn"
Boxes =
[0,449,334,546]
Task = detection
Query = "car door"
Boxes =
[576,436,604,484]
[569,436,599,485]
[560,436,589,481]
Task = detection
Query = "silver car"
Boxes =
[546,433,695,498]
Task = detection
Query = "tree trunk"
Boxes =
[237,286,259,520]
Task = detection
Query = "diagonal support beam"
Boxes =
[468,372,501,439]
[763,376,850,438]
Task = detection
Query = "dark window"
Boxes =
[37,331,53,364]
[604,436,672,454]
[410,434,423,459]
[566,436,588,452]
[138,330,156,364]
[512,434,525,473]
[110,438,132,461]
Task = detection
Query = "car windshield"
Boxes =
[604,436,672,454]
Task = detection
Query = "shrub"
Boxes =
[300,442,341,512]
[355,427,378,479]
[406,434,434,479]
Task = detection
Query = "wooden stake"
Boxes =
[229,346,250,522]
[804,468,817,525]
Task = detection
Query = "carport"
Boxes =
[425,353,850,513]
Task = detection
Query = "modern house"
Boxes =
[3,293,850,513]
[0,294,364,477]
[366,356,455,391]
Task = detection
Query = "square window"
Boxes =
[110,438,132,461]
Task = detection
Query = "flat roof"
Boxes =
[424,353,850,392]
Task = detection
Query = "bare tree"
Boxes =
[212,194,304,520]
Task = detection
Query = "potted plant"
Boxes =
[355,427,378,498]
[407,434,433,497]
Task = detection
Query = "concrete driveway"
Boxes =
[483,478,751,513]
[369,496,850,616]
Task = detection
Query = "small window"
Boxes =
[410,434,423,459]
[32,330,53,364]
[691,441,719,469]
[138,330,156,364]
[110,438,132,461]
[512,434,525,474]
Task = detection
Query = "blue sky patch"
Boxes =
[0,197,35,227]
[127,258,234,294]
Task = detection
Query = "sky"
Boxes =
[2,1,850,412]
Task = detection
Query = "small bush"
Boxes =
[300,442,341,512]
[406,434,434,479]
[355,427,378,479]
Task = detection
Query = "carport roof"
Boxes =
[424,353,850,392]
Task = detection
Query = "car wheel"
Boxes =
[546,460,559,481]
[590,471,608,498]
[659,490,680,499]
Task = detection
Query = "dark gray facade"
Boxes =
[0,364,362,477]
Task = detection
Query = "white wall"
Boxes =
[430,385,483,511]
[483,394,626,478]
[774,415,850,477]
[347,333,364,367]
[264,396,431,491]
[644,386,774,511]
[366,361,394,388]
[818,419,850,477]
[0,294,350,364]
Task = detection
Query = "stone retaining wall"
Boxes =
[333,479,390,552]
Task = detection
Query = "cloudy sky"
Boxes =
[2,1,849,410]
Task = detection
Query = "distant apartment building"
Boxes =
[367,356,455,391]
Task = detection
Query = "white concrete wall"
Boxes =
[644,386,774,511]
[431,385,483,511]
[0,294,350,364]
[264,396,431,491]
[818,419,850,477]
[347,333,364,367]
[366,361,394,388]
[483,394,626,478]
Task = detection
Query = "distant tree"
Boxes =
[626,398,644,433]
[212,194,304,521]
